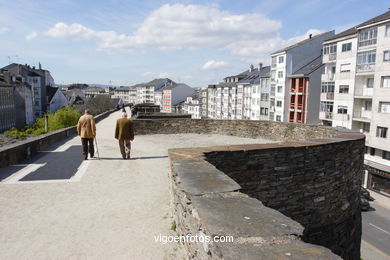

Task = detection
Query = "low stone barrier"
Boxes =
[0,110,114,168]
[132,119,363,259]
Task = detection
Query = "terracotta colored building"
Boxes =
[288,56,324,124]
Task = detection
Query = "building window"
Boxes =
[342,42,352,52]
[357,50,376,72]
[379,102,390,113]
[382,76,390,88]
[277,85,283,93]
[321,82,335,93]
[323,43,337,54]
[370,147,375,156]
[337,105,348,114]
[376,126,388,138]
[384,50,390,62]
[383,151,390,160]
[276,115,281,121]
[278,71,284,78]
[340,63,351,72]
[364,101,372,111]
[386,24,390,37]
[320,101,333,112]
[278,56,284,63]
[260,93,269,102]
[358,27,377,47]
[339,85,349,94]
[276,100,282,107]
[271,57,277,67]
[367,78,374,88]
[363,122,370,133]
[260,107,268,115]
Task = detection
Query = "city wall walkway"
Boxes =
[0,110,274,259]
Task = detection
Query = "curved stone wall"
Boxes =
[133,119,364,260]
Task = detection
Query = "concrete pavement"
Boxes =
[0,109,275,259]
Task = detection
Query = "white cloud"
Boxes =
[158,72,170,78]
[0,27,9,34]
[202,60,228,70]
[26,31,38,40]
[41,4,323,61]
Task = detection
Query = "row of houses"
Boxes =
[0,63,68,132]
[112,78,195,113]
[188,10,389,197]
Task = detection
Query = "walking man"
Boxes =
[115,112,134,159]
[77,109,96,160]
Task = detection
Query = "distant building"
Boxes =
[0,72,34,132]
[112,86,130,104]
[287,56,324,124]
[1,63,57,119]
[183,92,201,119]
[46,86,68,114]
[83,87,107,98]
[270,31,335,122]
[207,63,270,120]
[162,83,195,113]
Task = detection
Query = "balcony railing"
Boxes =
[358,39,377,48]
[356,64,375,73]
[320,111,333,119]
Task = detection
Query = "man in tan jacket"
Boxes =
[77,109,96,160]
[115,112,134,159]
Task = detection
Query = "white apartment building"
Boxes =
[208,64,270,120]
[183,96,201,119]
[270,31,335,122]
[320,10,390,196]
[112,86,130,104]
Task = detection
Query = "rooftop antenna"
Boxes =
[7,56,11,64]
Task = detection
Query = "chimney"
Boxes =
[3,71,11,83]
[309,34,312,39]
[39,62,42,70]
[258,62,263,70]
[249,64,254,72]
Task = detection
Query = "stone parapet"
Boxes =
[162,119,364,260]
[0,109,114,168]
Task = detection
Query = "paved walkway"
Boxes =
[0,110,275,259]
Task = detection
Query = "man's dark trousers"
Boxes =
[81,138,94,159]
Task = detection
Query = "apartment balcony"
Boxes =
[356,64,375,73]
[271,63,277,68]
[319,111,333,120]
[352,110,372,122]
[321,73,335,82]
[320,92,334,101]
[323,53,337,63]
[358,39,377,48]
[354,87,373,99]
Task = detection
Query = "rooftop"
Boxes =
[272,31,334,55]
[289,55,324,77]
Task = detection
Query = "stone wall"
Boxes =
[205,140,364,259]
[158,118,364,260]
[133,119,339,142]
[0,109,114,168]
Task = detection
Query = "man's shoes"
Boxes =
[83,153,88,160]
[126,154,130,159]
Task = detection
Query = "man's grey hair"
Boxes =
[85,109,90,114]
[122,112,128,118]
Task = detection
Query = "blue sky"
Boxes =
[0,0,389,88]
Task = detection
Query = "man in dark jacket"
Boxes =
[115,112,134,159]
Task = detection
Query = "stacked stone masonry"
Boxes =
[132,119,363,260]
